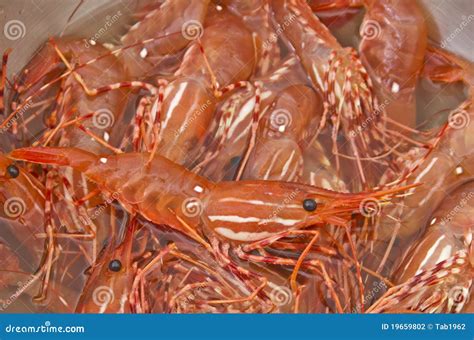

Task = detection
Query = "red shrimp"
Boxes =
[241,85,323,181]
[218,0,282,76]
[372,47,474,313]
[197,54,309,181]
[389,182,473,313]
[308,0,428,127]
[365,46,474,284]
[358,0,427,128]
[12,38,129,153]
[152,8,256,166]
[271,0,387,188]
[120,0,210,78]
[9,146,414,249]
[367,249,471,313]
[75,219,139,313]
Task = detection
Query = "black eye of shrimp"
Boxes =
[303,198,317,212]
[6,164,20,178]
[108,259,122,272]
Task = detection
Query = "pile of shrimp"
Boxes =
[0,0,472,314]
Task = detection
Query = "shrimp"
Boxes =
[76,218,269,313]
[368,249,472,313]
[241,84,323,181]
[0,155,68,303]
[388,182,473,313]
[149,8,256,166]
[271,0,387,189]
[370,47,474,313]
[4,40,127,234]
[76,218,139,313]
[358,0,427,128]
[10,38,130,153]
[197,54,309,181]
[120,0,210,78]
[218,0,282,76]
[140,222,276,313]
[9,146,414,264]
[364,46,474,284]
[308,0,428,127]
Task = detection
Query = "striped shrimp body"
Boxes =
[391,181,473,313]
[120,0,211,78]
[241,84,323,181]
[154,8,256,166]
[9,146,410,244]
[218,0,282,76]
[272,0,387,188]
[368,250,472,313]
[366,47,474,283]
[397,48,474,242]
[198,55,309,181]
[308,0,428,127]
[358,0,427,128]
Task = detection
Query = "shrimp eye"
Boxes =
[303,198,317,212]
[108,259,122,272]
[6,164,20,178]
